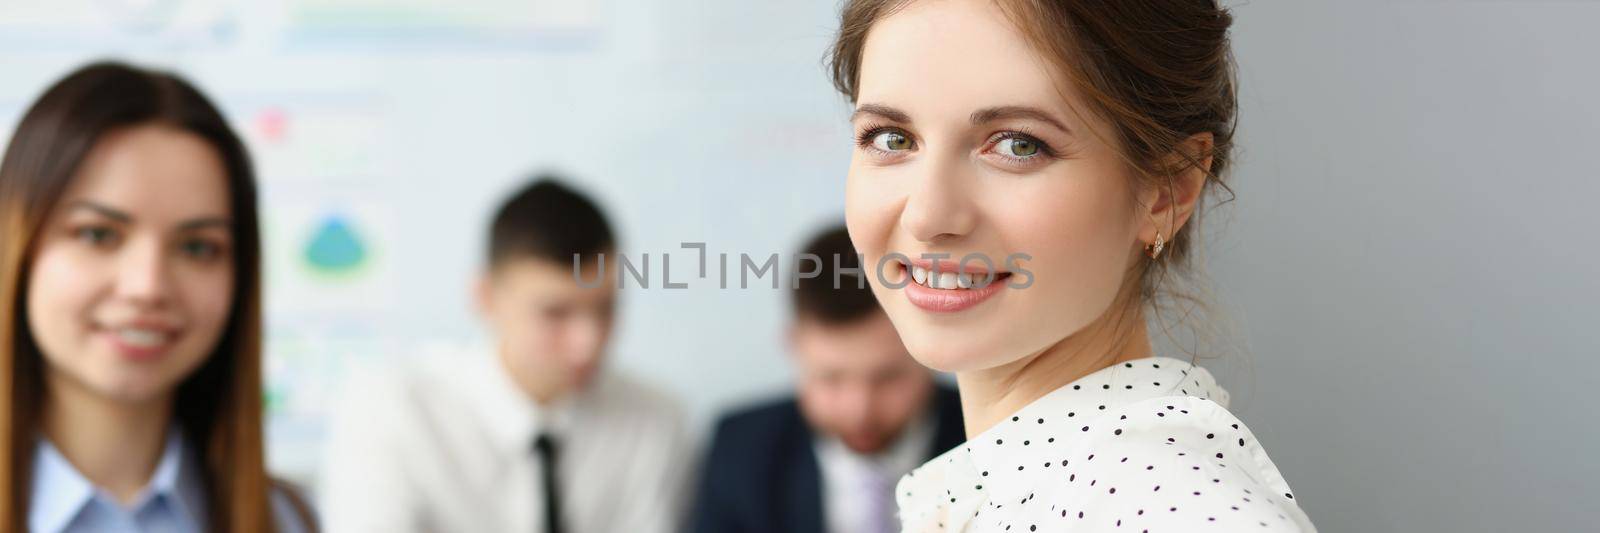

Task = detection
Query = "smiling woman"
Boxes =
[827,1,1315,532]
[0,62,313,533]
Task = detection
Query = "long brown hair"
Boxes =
[0,62,272,532]
[828,0,1240,353]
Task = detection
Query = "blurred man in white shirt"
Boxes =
[320,176,691,533]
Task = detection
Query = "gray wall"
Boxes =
[1211,2,1598,531]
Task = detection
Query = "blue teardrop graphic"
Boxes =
[304,215,368,275]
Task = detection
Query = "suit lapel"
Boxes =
[927,384,968,460]
[782,406,825,533]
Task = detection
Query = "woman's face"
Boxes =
[26,124,235,405]
[844,0,1146,373]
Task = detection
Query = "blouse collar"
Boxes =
[952,356,1230,510]
[29,426,209,533]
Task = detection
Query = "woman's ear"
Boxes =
[1141,132,1215,240]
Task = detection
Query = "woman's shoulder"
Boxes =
[894,439,968,515]
[270,478,320,533]
[1046,395,1316,531]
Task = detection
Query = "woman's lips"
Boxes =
[897,260,1011,313]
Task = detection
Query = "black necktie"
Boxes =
[533,434,564,533]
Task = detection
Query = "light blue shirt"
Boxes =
[29,428,310,533]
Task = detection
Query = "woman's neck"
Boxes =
[956,303,1152,439]
[41,372,175,505]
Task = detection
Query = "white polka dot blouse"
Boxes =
[895,356,1317,532]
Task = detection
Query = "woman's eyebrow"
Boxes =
[69,200,131,222]
[970,105,1073,134]
[69,200,230,231]
[851,103,913,124]
[177,217,233,232]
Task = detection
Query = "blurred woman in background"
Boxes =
[0,62,313,533]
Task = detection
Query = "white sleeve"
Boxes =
[606,397,694,533]
[318,374,423,533]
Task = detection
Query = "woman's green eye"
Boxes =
[999,137,1040,157]
[872,131,914,152]
[181,240,222,260]
[76,227,115,245]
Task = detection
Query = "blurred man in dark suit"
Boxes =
[688,225,964,533]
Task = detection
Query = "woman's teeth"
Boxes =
[909,265,991,289]
[115,328,170,348]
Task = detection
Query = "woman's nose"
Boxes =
[115,237,173,308]
[899,155,978,244]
